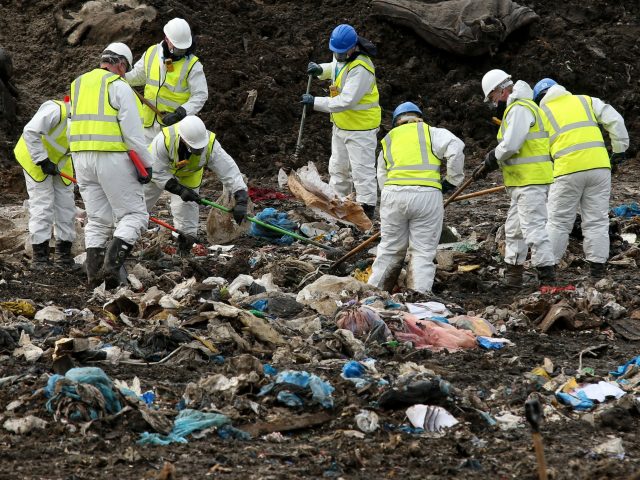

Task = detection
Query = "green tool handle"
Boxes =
[199,198,335,252]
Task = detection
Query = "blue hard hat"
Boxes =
[392,102,423,127]
[329,24,358,53]
[533,78,557,102]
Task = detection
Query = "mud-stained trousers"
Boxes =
[329,125,378,206]
[368,186,443,293]
[73,151,148,248]
[144,182,200,236]
[24,166,76,245]
[546,168,611,263]
[504,184,555,267]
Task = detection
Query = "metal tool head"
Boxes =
[525,397,543,433]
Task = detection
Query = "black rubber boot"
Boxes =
[589,262,606,279]
[537,265,556,285]
[177,234,194,256]
[503,264,524,287]
[55,240,75,267]
[85,247,106,287]
[31,241,51,269]
[103,238,133,289]
[363,204,376,221]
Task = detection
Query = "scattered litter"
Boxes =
[406,404,458,432]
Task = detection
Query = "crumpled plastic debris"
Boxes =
[13,332,44,362]
[249,208,298,245]
[392,313,477,351]
[297,275,373,316]
[258,370,335,409]
[477,336,514,350]
[609,356,640,379]
[611,203,640,218]
[378,374,453,409]
[248,186,290,202]
[591,437,625,459]
[449,315,496,337]
[137,409,248,445]
[405,301,451,320]
[3,415,48,434]
[45,367,124,420]
[355,409,379,433]
[557,381,625,411]
[406,404,458,432]
[335,304,391,341]
[0,299,36,318]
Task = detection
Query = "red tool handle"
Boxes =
[149,216,178,233]
[128,150,149,177]
[59,172,77,184]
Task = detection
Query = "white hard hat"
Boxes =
[102,42,133,68]
[481,69,512,102]
[178,116,208,149]
[164,18,192,49]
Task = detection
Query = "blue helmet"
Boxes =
[533,78,557,103]
[392,102,423,127]
[329,24,358,53]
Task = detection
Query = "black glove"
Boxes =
[301,94,315,106]
[232,190,248,224]
[483,149,499,172]
[610,152,626,173]
[137,166,152,184]
[307,62,323,77]
[441,179,456,194]
[162,106,187,126]
[38,158,59,176]
[164,178,200,202]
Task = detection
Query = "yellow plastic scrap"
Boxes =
[560,377,579,393]
[457,264,481,273]
[0,300,36,318]
[194,335,219,354]
[530,366,551,380]
[352,266,372,282]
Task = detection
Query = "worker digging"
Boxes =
[0,0,638,478]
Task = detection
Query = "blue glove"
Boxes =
[301,94,315,106]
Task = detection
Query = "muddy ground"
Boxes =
[1,0,640,479]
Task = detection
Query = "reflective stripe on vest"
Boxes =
[69,69,128,152]
[143,45,199,128]
[330,55,381,131]
[14,100,74,185]
[541,94,609,177]
[497,98,553,187]
[382,121,441,189]
[162,125,216,189]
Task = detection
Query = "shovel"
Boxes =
[293,74,313,160]
[525,398,548,480]
[198,196,338,254]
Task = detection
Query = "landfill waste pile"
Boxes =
[1,0,640,479]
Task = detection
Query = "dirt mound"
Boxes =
[1,0,637,180]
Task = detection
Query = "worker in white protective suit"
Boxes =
[475,69,556,286]
[533,78,629,279]
[303,24,381,220]
[145,115,248,254]
[14,99,76,269]
[126,18,208,142]
[68,42,154,288]
[368,102,465,293]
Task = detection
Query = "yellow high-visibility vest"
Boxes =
[497,98,553,187]
[14,100,74,186]
[142,45,199,127]
[331,54,381,131]
[160,125,216,188]
[69,69,129,152]
[382,121,441,189]
[541,94,609,177]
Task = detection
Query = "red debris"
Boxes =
[248,186,291,202]
[539,285,576,295]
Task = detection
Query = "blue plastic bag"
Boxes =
[611,203,640,218]
[259,370,334,409]
[609,355,640,378]
[249,208,297,245]
[138,409,234,445]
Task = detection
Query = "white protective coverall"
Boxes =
[542,85,629,264]
[22,101,76,245]
[368,124,465,293]
[497,81,555,267]
[72,80,154,248]
[145,134,247,235]
[125,43,208,142]
[313,58,378,207]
